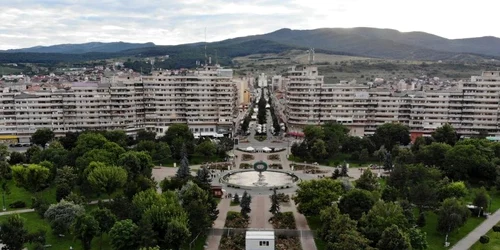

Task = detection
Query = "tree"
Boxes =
[356,169,378,191]
[44,200,85,235]
[117,151,154,179]
[372,123,410,150]
[90,207,117,246]
[87,165,127,198]
[72,214,100,250]
[437,198,470,237]
[240,191,252,219]
[25,145,42,163]
[409,228,428,250]
[383,151,393,171]
[196,167,211,185]
[153,142,171,163]
[178,181,218,237]
[0,144,9,162]
[359,149,370,162]
[31,128,54,148]
[11,164,50,192]
[381,185,399,202]
[359,201,409,244]
[233,193,240,204]
[59,131,81,150]
[394,148,414,165]
[416,142,452,168]
[438,179,468,201]
[160,124,195,159]
[473,187,490,216]
[432,123,457,146]
[339,189,376,220]
[328,232,373,250]
[0,214,28,250]
[311,139,328,159]
[417,212,426,227]
[444,144,492,180]
[195,140,217,158]
[104,130,129,148]
[293,179,344,216]
[376,225,411,250]
[269,188,280,215]
[176,152,191,179]
[136,130,157,142]
[8,151,26,165]
[109,219,140,250]
[55,183,72,202]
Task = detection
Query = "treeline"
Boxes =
[292,123,499,249]
[0,124,232,249]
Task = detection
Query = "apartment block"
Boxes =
[285,66,500,137]
[0,66,238,143]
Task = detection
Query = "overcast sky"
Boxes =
[0,0,498,50]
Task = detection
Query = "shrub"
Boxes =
[9,200,27,208]
[479,235,490,244]
[493,225,500,233]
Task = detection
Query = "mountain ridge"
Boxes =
[2,27,500,64]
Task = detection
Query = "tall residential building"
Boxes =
[284,66,500,138]
[0,66,238,143]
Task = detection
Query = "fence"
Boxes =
[208,228,316,238]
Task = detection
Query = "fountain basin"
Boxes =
[220,170,299,189]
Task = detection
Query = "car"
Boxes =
[15,143,22,147]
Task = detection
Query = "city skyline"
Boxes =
[1,0,499,50]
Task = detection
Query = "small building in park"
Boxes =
[210,185,223,198]
[245,231,275,250]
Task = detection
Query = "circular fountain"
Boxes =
[221,161,299,189]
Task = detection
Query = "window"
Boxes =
[259,241,270,246]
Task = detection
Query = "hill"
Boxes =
[2,27,500,65]
[4,42,156,54]
[238,28,500,60]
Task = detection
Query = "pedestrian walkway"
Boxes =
[206,198,231,250]
[249,195,273,229]
[451,209,500,250]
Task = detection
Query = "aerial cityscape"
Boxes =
[2,1,500,250]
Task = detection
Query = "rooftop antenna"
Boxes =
[204,27,208,67]
[215,49,218,65]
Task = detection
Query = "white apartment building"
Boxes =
[0,66,238,142]
[285,66,500,138]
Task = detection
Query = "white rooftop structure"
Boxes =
[246,231,275,250]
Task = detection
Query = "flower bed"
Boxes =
[220,212,248,250]
[206,162,232,170]
[269,163,283,169]
[242,154,255,161]
[268,154,280,161]
[240,163,252,169]
[270,212,302,250]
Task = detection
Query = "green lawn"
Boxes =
[230,201,240,206]
[0,212,111,250]
[305,216,327,250]
[470,228,500,250]
[420,211,485,250]
[3,180,56,210]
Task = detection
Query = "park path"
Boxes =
[205,197,231,250]
[451,209,500,250]
[249,195,273,229]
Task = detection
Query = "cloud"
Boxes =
[0,0,499,50]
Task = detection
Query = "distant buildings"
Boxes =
[284,66,500,138]
[0,66,238,143]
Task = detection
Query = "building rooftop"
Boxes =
[246,231,275,240]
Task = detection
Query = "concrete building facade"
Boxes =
[285,66,500,137]
[0,66,238,142]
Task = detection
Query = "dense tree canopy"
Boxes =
[31,128,55,148]
[293,179,344,215]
